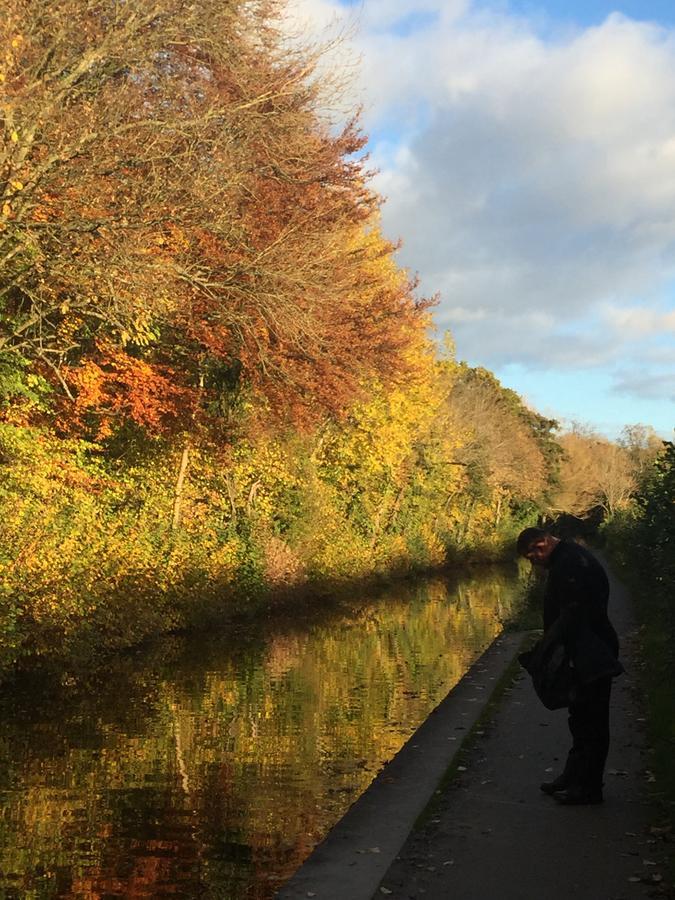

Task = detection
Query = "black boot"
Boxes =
[553,785,603,805]
[542,746,583,796]
[540,773,568,795]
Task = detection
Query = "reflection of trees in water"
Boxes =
[0,566,525,899]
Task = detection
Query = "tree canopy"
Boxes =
[1,0,430,436]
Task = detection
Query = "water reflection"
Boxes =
[0,566,525,898]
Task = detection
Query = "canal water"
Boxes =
[0,564,528,899]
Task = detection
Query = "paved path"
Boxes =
[379,562,671,900]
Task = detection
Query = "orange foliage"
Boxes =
[62,342,197,439]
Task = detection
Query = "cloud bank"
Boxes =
[287,0,675,417]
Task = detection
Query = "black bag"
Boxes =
[519,638,575,711]
[519,627,624,711]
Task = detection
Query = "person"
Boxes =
[516,527,621,805]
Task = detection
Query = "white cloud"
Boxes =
[287,0,675,404]
[603,305,675,336]
[612,369,675,402]
[287,0,468,33]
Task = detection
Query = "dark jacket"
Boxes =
[519,541,622,709]
[544,540,619,659]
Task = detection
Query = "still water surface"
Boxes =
[0,565,526,899]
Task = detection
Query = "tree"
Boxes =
[634,441,674,602]
[618,424,663,482]
[1,0,429,435]
[445,365,556,513]
[553,428,636,518]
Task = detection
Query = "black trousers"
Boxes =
[564,676,612,791]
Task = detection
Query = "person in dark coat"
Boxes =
[517,527,621,805]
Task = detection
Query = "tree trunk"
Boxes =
[246,480,261,517]
[172,443,190,530]
[225,474,238,525]
[495,493,503,528]
[460,498,477,545]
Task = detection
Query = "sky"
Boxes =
[285,0,675,439]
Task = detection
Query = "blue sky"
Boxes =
[505,0,675,27]
[291,0,675,439]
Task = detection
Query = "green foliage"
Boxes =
[604,441,674,606]
[603,441,675,834]
[635,442,675,597]
[0,352,52,413]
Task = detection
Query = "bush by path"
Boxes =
[604,442,675,848]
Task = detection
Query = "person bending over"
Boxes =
[516,527,621,805]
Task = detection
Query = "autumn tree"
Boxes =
[618,424,663,483]
[0,0,429,437]
[552,427,636,518]
[444,365,559,526]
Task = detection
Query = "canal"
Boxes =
[0,564,528,898]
